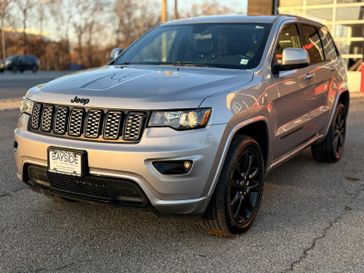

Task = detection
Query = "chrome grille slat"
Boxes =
[103,111,123,140]
[123,112,146,141]
[84,110,103,138]
[29,103,146,143]
[41,105,54,132]
[31,103,42,129]
[68,108,85,137]
[53,106,69,135]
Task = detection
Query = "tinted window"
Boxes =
[115,23,272,69]
[273,24,301,64]
[301,25,324,64]
[318,27,338,60]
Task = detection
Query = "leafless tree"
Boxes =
[47,0,74,69]
[71,0,104,66]
[0,0,163,69]
[84,2,104,67]
[188,0,233,17]
[16,0,38,54]
[114,0,158,48]
[0,0,11,59]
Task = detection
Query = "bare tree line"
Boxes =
[0,0,233,70]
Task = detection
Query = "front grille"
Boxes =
[30,103,147,143]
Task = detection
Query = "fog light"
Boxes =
[153,160,193,175]
[13,141,18,152]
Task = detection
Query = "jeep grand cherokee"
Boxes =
[15,15,349,236]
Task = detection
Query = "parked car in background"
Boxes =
[15,15,349,236]
[0,55,40,73]
[0,59,5,72]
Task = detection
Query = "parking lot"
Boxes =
[1,72,364,273]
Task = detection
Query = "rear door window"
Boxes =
[318,27,338,61]
[273,24,301,64]
[300,24,325,64]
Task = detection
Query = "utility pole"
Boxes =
[161,0,168,62]
[161,0,167,23]
[1,26,5,60]
[174,0,178,20]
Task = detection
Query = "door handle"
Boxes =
[304,73,314,80]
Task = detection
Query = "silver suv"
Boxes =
[15,15,349,236]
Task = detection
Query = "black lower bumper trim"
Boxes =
[25,165,149,207]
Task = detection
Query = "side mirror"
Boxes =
[110,48,123,61]
[272,48,309,74]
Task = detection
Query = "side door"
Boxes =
[269,23,314,159]
[318,27,343,132]
[297,23,333,137]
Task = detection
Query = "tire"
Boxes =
[202,136,265,236]
[311,103,346,163]
[32,66,38,73]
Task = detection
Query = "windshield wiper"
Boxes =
[172,61,211,67]
[172,62,238,69]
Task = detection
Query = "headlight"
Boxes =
[148,108,211,130]
[20,98,34,115]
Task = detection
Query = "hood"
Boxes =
[27,65,254,109]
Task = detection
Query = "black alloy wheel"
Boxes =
[203,136,265,236]
[311,103,347,163]
[333,107,346,159]
[228,148,263,227]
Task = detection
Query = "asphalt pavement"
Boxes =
[0,71,70,100]
[0,73,363,273]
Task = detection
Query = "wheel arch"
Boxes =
[205,116,270,201]
[338,90,350,117]
[323,90,350,137]
[233,120,269,168]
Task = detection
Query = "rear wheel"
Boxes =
[32,66,38,73]
[311,103,346,162]
[202,136,265,236]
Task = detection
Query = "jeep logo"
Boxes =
[70,96,90,105]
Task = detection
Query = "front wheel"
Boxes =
[311,103,346,163]
[203,136,265,236]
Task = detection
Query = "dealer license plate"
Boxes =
[48,148,85,177]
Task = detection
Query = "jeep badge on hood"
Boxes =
[71,96,90,105]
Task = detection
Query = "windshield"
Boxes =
[114,23,272,69]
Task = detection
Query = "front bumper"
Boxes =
[15,114,226,214]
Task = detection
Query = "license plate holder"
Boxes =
[48,147,87,177]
